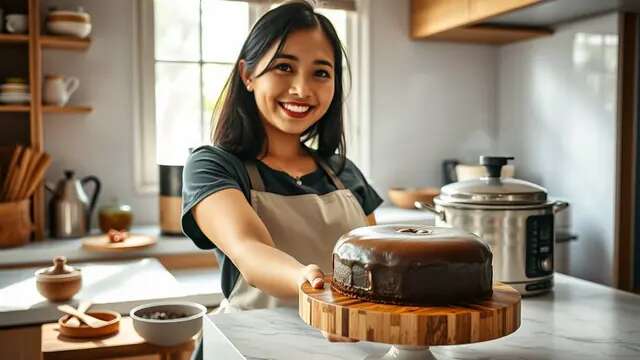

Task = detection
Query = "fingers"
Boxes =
[321,330,359,343]
[304,264,324,289]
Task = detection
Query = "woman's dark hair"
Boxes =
[212,1,350,171]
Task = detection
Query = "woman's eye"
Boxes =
[275,63,292,72]
[315,70,331,78]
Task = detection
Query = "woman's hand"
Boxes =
[321,330,359,342]
[298,264,325,289]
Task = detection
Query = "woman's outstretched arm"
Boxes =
[192,188,324,299]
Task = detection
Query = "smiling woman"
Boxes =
[137,0,361,192]
[180,3,378,358]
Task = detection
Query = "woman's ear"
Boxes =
[238,60,253,92]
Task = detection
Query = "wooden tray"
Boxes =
[299,276,521,346]
[82,234,156,252]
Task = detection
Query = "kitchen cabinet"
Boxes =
[411,0,640,44]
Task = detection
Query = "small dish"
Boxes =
[130,302,206,346]
[58,310,120,338]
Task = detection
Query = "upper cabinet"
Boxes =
[411,0,640,44]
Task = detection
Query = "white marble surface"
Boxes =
[204,274,640,360]
[0,258,223,327]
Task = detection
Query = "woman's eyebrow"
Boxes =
[275,53,334,68]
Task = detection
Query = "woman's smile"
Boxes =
[278,101,315,118]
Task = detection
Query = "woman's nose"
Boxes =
[289,74,311,98]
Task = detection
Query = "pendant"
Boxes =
[296,178,303,186]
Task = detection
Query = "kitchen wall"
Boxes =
[496,14,619,286]
[41,0,158,224]
[42,0,499,225]
[368,0,497,194]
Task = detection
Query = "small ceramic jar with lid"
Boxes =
[98,199,133,233]
[35,256,82,301]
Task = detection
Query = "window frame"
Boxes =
[133,0,370,194]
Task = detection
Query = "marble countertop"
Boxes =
[0,258,223,327]
[0,208,432,268]
[204,273,640,360]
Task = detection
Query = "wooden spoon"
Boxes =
[57,304,108,328]
[65,300,92,327]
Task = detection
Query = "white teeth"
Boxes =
[282,103,310,113]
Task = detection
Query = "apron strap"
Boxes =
[244,161,266,192]
[309,152,346,190]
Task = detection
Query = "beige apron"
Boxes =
[215,155,368,313]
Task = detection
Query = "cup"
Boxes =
[5,14,27,34]
[43,75,79,106]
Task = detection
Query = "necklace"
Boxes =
[292,175,303,186]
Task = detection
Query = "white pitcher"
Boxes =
[44,75,79,106]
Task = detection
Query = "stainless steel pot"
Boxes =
[416,156,567,296]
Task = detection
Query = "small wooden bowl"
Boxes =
[388,187,440,209]
[58,311,121,338]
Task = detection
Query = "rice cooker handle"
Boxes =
[480,156,514,178]
[414,201,446,222]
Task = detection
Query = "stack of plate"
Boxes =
[0,80,31,104]
[46,9,92,38]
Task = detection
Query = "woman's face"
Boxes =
[242,27,335,136]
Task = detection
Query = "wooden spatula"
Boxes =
[65,300,92,327]
[58,304,108,328]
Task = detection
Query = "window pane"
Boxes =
[316,8,347,47]
[154,0,200,61]
[155,62,201,165]
[202,63,233,141]
[202,1,249,63]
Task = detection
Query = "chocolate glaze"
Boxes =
[332,225,493,305]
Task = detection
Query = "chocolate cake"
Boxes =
[331,225,493,305]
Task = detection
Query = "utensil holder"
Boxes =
[0,199,33,248]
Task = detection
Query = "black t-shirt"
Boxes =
[181,145,383,297]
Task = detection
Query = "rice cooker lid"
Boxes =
[439,156,548,205]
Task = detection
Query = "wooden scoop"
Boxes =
[58,304,109,328]
[65,300,92,327]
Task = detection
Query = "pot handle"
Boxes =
[553,201,569,214]
[414,201,446,221]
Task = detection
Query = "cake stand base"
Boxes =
[365,346,436,360]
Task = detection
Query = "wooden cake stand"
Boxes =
[299,276,521,360]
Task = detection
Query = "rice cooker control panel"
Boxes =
[525,214,554,278]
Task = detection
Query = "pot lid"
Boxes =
[439,156,547,205]
[35,256,81,279]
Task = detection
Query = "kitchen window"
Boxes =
[134,0,369,192]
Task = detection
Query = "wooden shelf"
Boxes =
[0,104,30,112]
[0,105,93,113]
[43,105,92,113]
[41,35,90,51]
[0,34,29,44]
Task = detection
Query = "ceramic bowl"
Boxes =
[58,310,121,338]
[47,10,91,23]
[46,20,91,38]
[0,93,31,104]
[388,187,440,209]
[130,302,206,346]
